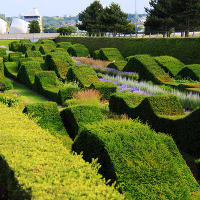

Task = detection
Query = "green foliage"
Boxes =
[123,54,174,84]
[99,48,124,61]
[37,39,56,46]
[0,103,124,199]
[58,82,80,105]
[28,20,40,33]
[3,54,8,62]
[20,43,34,54]
[61,105,103,139]
[57,26,75,35]
[72,119,199,199]
[107,60,127,70]
[0,47,6,57]
[93,50,100,60]
[25,50,42,58]
[0,58,4,79]
[9,41,20,52]
[17,61,42,88]
[177,64,200,81]
[68,43,89,57]
[8,52,23,62]
[0,78,13,91]
[0,93,20,107]
[4,62,18,79]
[51,48,66,53]
[55,37,200,65]
[45,51,74,80]
[39,44,55,55]
[23,102,67,136]
[67,65,100,88]
[56,42,72,51]
[31,44,41,51]
[154,56,185,77]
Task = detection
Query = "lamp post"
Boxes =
[135,0,138,38]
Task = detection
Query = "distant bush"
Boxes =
[0,78,13,91]
[0,48,6,58]
[68,43,89,57]
[98,48,124,61]
[73,119,199,199]
[25,50,42,58]
[56,42,72,51]
[107,60,127,71]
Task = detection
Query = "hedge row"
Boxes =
[39,44,55,55]
[4,62,18,79]
[97,48,124,61]
[72,119,199,199]
[55,37,200,64]
[0,58,4,79]
[0,48,6,57]
[56,42,72,51]
[8,52,23,62]
[109,92,200,157]
[37,39,56,46]
[67,43,89,57]
[0,102,124,199]
[25,50,42,58]
[107,60,127,71]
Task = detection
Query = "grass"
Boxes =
[0,40,16,48]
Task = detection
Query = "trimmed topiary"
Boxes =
[0,48,6,57]
[99,48,124,61]
[45,51,74,80]
[154,56,185,77]
[25,50,42,58]
[17,61,42,88]
[0,93,20,107]
[93,50,100,60]
[67,65,100,88]
[177,64,200,81]
[37,39,56,46]
[51,48,66,53]
[72,119,199,199]
[20,43,34,54]
[0,58,4,79]
[107,60,127,71]
[9,41,20,52]
[39,44,55,55]
[56,42,72,51]
[67,43,89,57]
[4,62,18,79]
[61,105,103,139]
[8,52,23,62]
[0,78,13,91]
[123,54,174,84]
[31,44,41,51]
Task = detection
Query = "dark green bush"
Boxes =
[45,52,74,80]
[123,54,174,84]
[23,102,67,136]
[25,50,42,58]
[154,56,185,77]
[56,42,72,51]
[37,39,56,46]
[177,64,200,81]
[107,60,127,71]
[9,41,20,51]
[31,44,41,51]
[93,50,100,60]
[0,48,6,57]
[8,52,23,62]
[67,43,89,57]
[20,43,34,54]
[61,105,103,139]
[58,82,80,105]
[3,55,9,62]
[99,48,124,61]
[0,78,13,91]
[39,44,55,55]
[67,65,100,88]
[72,119,199,199]
[0,58,4,79]
[4,62,18,79]
[51,48,66,53]
[17,61,42,88]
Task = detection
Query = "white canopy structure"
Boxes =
[9,18,29,34]
[0,18,7,34]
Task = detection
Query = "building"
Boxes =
[9,18,29,34]
[23,8,42,32]
[0,18,7,34]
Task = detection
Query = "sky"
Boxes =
[1,0,150,17]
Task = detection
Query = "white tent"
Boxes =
[0,18,7,34]
[9,18,29,34]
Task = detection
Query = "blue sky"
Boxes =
[1,0,150,17]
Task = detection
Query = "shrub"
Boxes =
[0,78,13,91]
[99,48,124,61]
[93,50,100,60]
[45,51,74,80]
[8,52,23,62]
[67,43,89,57]
[17,61,42,88]
[51,48,66,53]
[56,42,72,51]
[23,102,67,136]
[4,62,18,79]
[0,103,124,200]
[25,50,42,58]
[61,105,103,139]
[0,93,20,107]
[3,55,9,62]
[37,39,56,46]
[72,119,199,199]
[9,41,20,51]
[20,43,34,54]
[154,56,185,77]
[123,54,174,84]
[0,48,6,57]
[31,43,41,51]
[177,64,200,81]
[67,65,100,88]
[58,82,80,105]
[0,58,4,79]
[39,44,55,55]
[107,60,127,71]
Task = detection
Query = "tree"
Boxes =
[43,26,57,33]
[77,0,104,35]
[28,20,40,33]
[57,26,75,35]
[101,3,131,36]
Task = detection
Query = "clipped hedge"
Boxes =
[154,56,185,77]
[45,51,74,80]
[56,42,72,51]
[61,105,103,139]
[93,49,100,60]
[8,52,23,62]
[31,44,41,51]
[9,41,20,52]
[4,62,18,79]
[68,43,89,57]
[23,102,67,136]
[0,78,13,91]
[37,39,56,46]
[0,93,20,107]
[123,54,174,84]
[39,44,55,55]
[0,58,4,79]
[67,65,100,88]
[177,64,200,81]
[72,119,199,199]
[20,43,33,54]
[0,103,124,200]
[0,48,6,57]
[17,61,42,88]
[107,60,127,71]
[25,50,42,58]
[99,48,124,61]
[55,37,200,64]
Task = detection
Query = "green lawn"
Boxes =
[0,40,16,48]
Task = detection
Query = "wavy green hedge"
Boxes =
[0,47,6,57]
[72,119,199,199]
[68,43,89,57]
[107,60,127,71]
[25,50,42,58]
[8,52,23,62]
[39,44,55,55]
[56,42,72,51]
[4,62,18,79]
[98,48,124,61]
[0,103,124,199]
